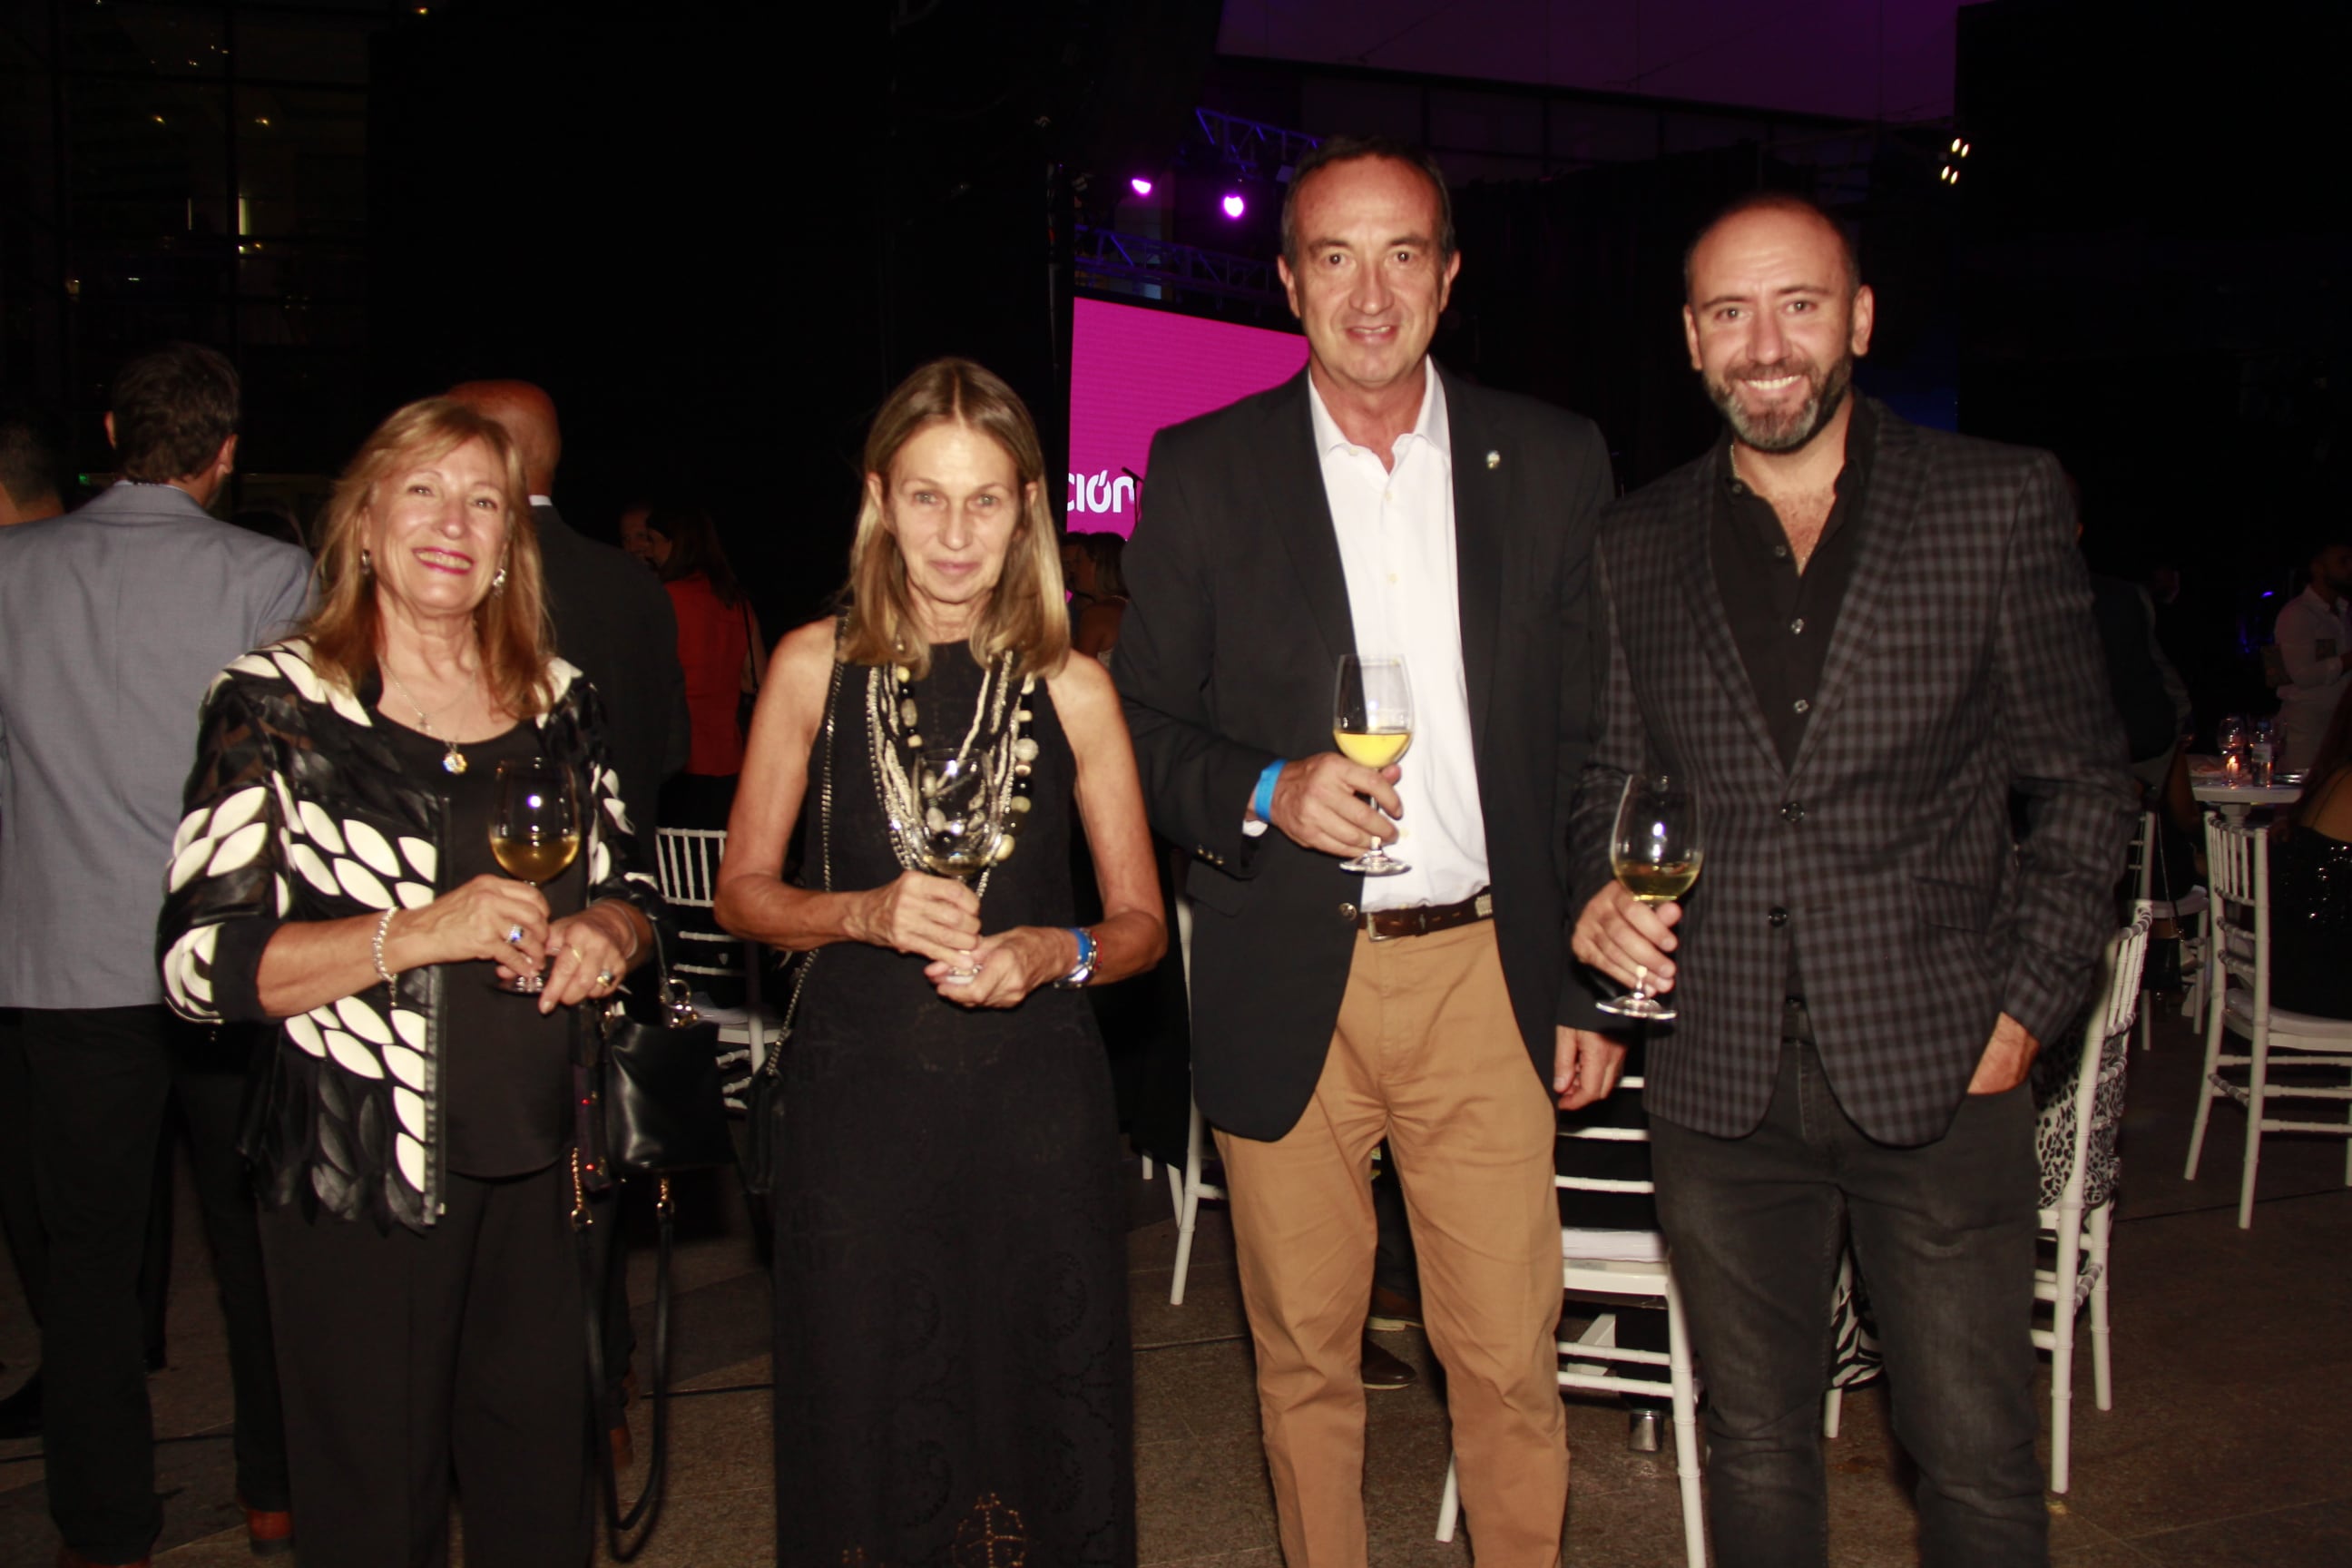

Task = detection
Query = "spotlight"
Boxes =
[1221,192,1247,220]
[1129,176,1154,198]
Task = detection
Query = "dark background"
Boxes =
[3,0,2343,720]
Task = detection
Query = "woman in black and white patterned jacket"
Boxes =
[157,397,664,1568]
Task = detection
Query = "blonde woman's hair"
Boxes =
[304,397,554,717]
[840,358,1069,681]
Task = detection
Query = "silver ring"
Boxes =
[505,923,524,946]
[596,970,616,987]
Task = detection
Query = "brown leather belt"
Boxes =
[1359,889,1494,942]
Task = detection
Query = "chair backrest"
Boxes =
[2201,814,2269,1002]
[2035,903,2154,1212]
[653,827,726,910]
[1556,1076,1652,1197]
[2129,810,2159,904]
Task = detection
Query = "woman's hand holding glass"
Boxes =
[923,926,1074,1009]
[852,869,985,968]
[382,874,554,981]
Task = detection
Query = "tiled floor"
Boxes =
[3,1005,2347,1565]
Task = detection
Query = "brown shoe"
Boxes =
[55,1548,151,1568]
[240,1495,295,1557]
[1367,1285,1424,1332]
[1360,1335,1418,1390]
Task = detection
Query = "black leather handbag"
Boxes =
[593,922,735,1180]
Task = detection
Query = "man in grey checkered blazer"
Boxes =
[1566,194,2136,1567]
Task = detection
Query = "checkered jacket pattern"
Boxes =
[1568,402,2138,1146]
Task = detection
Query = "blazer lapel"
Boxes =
[1788,404,1927,781]
[1262,373,1357,663]
[1673,459,1783,769]
[1443,368,1502,756]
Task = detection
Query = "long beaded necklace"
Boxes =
[382,660,475,775]
[866,647,1038,900]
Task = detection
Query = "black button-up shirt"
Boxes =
[1710,397,1878,770]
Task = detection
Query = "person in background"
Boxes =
[639,504,769,828]
[0,345,308,1567]
[617,501,660,571]
[444,382,684,1465]
[1063,529,1130,662]
[717,358,1163,1565]
[2269,696,2352,1018]
[0,399,70,1437]
[446,382,688,834]
[0,401,67,527]
[2271,535,2352,773]
[157,397,663,1568]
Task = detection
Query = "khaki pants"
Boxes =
[1218,921,1568,1567]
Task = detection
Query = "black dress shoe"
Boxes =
[1367,1285,1423,1332]
[0,1369,41,1439]
[1360,1336,1417,1390]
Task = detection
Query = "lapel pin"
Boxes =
[1485,450,1501,470]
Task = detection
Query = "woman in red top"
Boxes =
[642,505,768,827]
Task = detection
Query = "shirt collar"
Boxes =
[1307,358,1448,463]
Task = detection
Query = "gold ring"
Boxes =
[596,970,616,987]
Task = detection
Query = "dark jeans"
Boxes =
[16,1008,291,1559]
[1651,1038,2045,1568]
[260,1162,590,1568]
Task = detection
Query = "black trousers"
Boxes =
[2,1011,187,1374]
[1651,1038,2046,1568]
[260,1161,590,1568]
[17,1005,291,1559]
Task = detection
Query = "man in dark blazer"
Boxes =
[1571,193,2136,1568]
[446,379,685,1470]
[1119,137,1620,1567]
[446,381,688,833]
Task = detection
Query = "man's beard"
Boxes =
[1706,351,1854,453]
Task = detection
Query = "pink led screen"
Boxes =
[1066,296,1308,538]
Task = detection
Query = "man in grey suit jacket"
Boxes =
[0,345,311,1566]
[1571,195,2136,1568]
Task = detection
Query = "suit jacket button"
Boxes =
[1768,906,1789,927]
[1780,800,1805,824]
[1338,902,1359,922]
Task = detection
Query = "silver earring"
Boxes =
[359,548,373,576]
[491,564,508,593]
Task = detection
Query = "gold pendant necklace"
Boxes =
[383,662,472,775]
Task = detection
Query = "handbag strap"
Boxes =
[577,1155,674,1559]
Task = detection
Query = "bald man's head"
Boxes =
[446,379,561,496]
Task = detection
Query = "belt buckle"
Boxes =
[1366,911,1402,943]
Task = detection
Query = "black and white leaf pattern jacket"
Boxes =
[156,638,668,1230]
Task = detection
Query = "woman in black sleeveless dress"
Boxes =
[716,360,1165,1567]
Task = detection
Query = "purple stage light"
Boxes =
[1221,192,1246,220]
[1130,176,1153,198]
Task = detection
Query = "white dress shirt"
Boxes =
[1302,362,1489,909]
[2274,584,2352,771]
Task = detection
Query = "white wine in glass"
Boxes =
[1332,654,1413,877]
[491,757,580,995]
[1597,773,1701,1022]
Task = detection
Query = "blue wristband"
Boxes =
[1251,760,1283,822]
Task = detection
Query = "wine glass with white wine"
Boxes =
[1596,772,1701,1021]
[916,748,1002,979]
[1332,653,1413,877]
[490,757,580,995]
